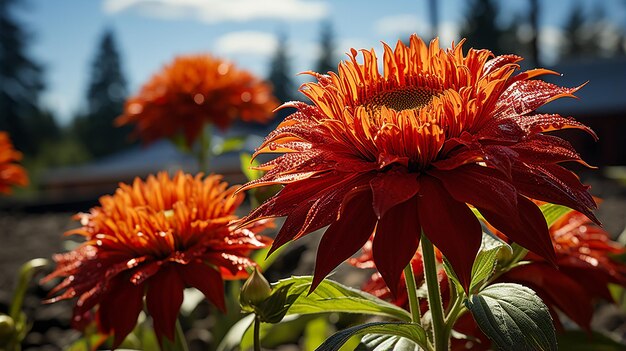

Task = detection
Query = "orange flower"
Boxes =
[116,55,278,146]
[0,131,28,194]
[42,172,272,347]
[239,35,597,293]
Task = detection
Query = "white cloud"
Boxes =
[103,0,329,23]
[214,31,278,56]
[375,14,426,36]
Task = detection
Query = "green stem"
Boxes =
[403,263,421,323]
[10,258,48,320]
[253,315,261,351]
[197,125,212,173]
[174,319,189,351]
[421,234,448,351]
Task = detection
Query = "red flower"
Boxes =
[498,210,626,331]
[116,54,278,146]
[0,131,28,194]
[42,172,272,347]
[239,35,597,293]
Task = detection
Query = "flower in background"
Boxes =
[116,55,278,146]
[499,210,626,331]
[0,131,28,194]
[239,34,597,293]
[42,172,272,347]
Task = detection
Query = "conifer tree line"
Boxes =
[1,0,625,169]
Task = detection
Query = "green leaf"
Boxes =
[240,153,262,182]
[470,231,513,293]
[539,203,573,227]
[315,322,427,351]
[216,314,255,351]
[465,283,557,351]
[213,136,246,155]
[273,276,412,322]
[356,334,422,351]
[304,317,330,350]
[557,330,626,351]
[255,283,308,323]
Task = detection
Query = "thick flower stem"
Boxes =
[403,263,421,323]
[253,315,261,351]
[421,234,449,351]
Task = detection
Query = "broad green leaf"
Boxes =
[273,276,412,322]
[255,283,308,323]
[466,283,557,351]
[356,334,422,351]
[240,153,262,182]
[304,316,330,350]
[470,232,513,293]
[557,330,626,351]
[539,203,573,227]
[316,322,427,351]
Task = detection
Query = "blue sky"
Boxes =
[18,0,626,125]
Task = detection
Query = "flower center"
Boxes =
[364,87,436,112]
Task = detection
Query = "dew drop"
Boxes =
[96,240,103,246]
[159,231,167,237]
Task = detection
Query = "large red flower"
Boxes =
[239,35,597,293]
[0,131,28,194]
[42,172,272,347]
[116,54,278,146]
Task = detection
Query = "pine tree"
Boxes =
[73,28,131,158]
[315,20,336,74]
[268,32,294,104]
[0,0,46,155]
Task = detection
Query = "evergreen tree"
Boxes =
[268,32,294,104]
[0,0,46,155]
[460,0,503,54]
[73,28,131,158]
[267,32,296,125]
[315,20,336,74]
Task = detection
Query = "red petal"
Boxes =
[512,162,598,224]
[515,113,597,140]
[370,168,420,218]
[493,80,580,118]
[97,276,144,348]
[146,265,185,344]
[312,191,377,291]
[267,173,372,255]
[373,196,421,296]
[417,176,482,292]
[511,134,591,166]
[480,195,556,263]
[429,165,518,215]
[180,261,226,312]
[483,54,522,76]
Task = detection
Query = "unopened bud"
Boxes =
[240,268,272,308]
[0,314,15,343]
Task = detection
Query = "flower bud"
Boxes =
[240,268,272,308]
[0,314,15,344]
